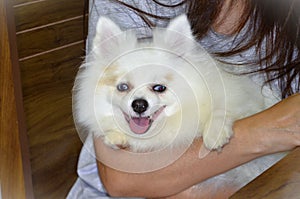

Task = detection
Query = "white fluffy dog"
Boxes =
[73,14,286,190]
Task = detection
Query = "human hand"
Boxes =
[162,94,300,199]
[233,93,300,155]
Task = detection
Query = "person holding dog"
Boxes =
[68,0,300,198]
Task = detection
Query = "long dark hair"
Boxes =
[187,0,300,98]
[93,0,300,98]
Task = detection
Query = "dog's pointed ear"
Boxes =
[95,17,122,42]
[160,14,195,53]
[166,14,193,39]
[92,17,123,58]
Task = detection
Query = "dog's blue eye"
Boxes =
[117,83,129,92]
[152,84,166,93]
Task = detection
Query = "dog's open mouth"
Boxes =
[123,105,166,134]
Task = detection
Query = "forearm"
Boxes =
[95,94,300,198]
[95,126,262,198]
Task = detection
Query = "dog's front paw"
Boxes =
[203,117,234,150]
[104,131,128,149]
[203,127,232,150]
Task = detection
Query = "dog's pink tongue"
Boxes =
[129,117,150,134]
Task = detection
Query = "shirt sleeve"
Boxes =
[66,134,112,199]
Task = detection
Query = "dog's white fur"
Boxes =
[73,15,286,190]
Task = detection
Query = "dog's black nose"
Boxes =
[132,99,148,114]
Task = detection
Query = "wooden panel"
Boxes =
[12,0,88,197]
[14,0,86,32]
[231,147,300,199]
[20,41,84,96]
[19,43,84,198]
[12,0,38,6]
[0,0,29,199]
[16,17,85,59]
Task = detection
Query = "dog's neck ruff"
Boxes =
[124,105,166,134]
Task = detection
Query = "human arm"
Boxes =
[95,93,300,198]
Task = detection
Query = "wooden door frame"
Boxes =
[0,0,34,198]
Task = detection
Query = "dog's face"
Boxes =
[87,14,202,139]
[96,51,186,137]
